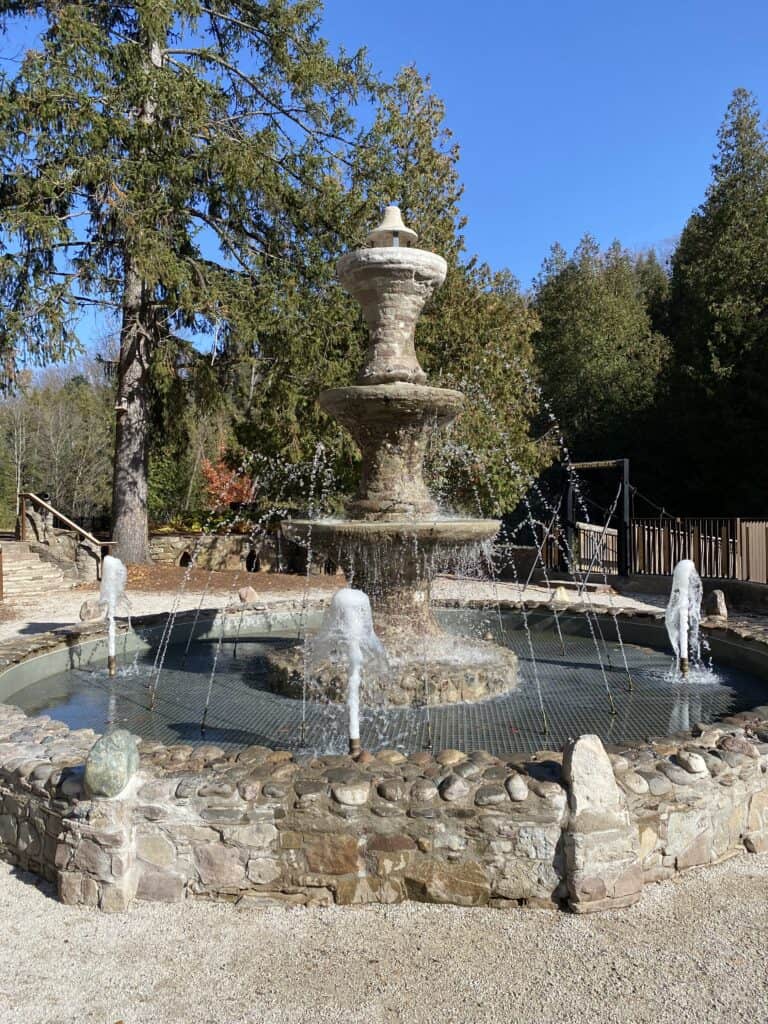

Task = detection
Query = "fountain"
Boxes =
[665,558,703,675]
[271,206,518,705]
[3,220,768,913]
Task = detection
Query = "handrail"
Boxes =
[18,491,113,552]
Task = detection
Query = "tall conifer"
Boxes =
[0,0,372,560]
[667,88,768,511]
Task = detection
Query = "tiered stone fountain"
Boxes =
[273,207,518,705]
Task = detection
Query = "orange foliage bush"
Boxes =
[200,454,254,508]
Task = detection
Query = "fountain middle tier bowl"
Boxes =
[283,516,501,582]
[319,383,466,518]
[318,382,465,426]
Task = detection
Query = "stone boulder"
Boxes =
[84,730,139,798]
[76,541,101,582]
[79,598,104,623]
[562,734,642,913]
[704,589,728,619]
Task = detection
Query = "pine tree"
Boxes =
[0,0,373,560]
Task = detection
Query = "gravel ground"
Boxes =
[0,582,337,645]
[0,853,765,1024]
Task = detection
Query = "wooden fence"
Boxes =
[536,521,618,575]
[576,521,618,574]
[631,517,737,578]
[631,517,768,582]
[537,517,768,582]
[735,519,768,583]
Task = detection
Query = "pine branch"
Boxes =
[162,49,357,150]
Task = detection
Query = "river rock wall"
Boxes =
[0,700,766,913]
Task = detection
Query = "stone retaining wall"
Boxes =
[148,532,331,574]
[0,700,766,913]
[148,534,268,572]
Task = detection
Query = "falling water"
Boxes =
[148,452,256,703]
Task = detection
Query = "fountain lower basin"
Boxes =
[2,605,768,916]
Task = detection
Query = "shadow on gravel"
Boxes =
[10,866,58,903]
[18,622,71,635]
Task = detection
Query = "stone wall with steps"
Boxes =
[0,541,72,599]
[0,612,765,913]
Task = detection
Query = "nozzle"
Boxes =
[108,655,117,678]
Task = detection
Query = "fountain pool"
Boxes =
[6,606,767,757]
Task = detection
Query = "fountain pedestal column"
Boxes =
[270,207,518,707]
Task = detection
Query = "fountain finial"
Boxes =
[366,205,418,248]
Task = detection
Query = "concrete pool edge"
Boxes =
[0,601,766,914]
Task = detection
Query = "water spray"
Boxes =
[665,559,702,677]
[307,588,387,758]
[100,555,128,678]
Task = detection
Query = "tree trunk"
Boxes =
[112,257,152,563]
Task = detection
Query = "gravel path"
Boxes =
[0,584,333,645]
[0,853,765,1024]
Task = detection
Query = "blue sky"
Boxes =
[320,0,768,285]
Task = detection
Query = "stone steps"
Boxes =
[0,541,34,562]
[1,541,72,598]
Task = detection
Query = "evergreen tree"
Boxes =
[666,88,768,512]
[0,0,373,561]
[532,236,670,462]
[0,13,549,548]
[634,249,670,338]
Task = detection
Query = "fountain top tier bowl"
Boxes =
[336,208,447,387]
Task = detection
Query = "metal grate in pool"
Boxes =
[11,629,767,756]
